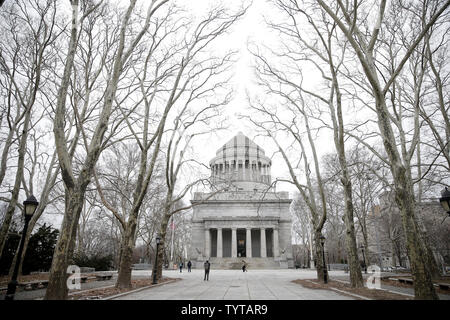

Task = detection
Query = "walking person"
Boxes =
[242,260,247,272]
[204,260,210,281]
[179,261,183,273]
[187,260,192,272]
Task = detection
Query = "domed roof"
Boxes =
[209,132,271,166]
[216,131,265,155]
[209,132,273,190]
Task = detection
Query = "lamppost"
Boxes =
[326,251,330,271]
[5,195,39,300]
[439,187,450,216]
[319,235,328,284]
[360,243,367,274]
[152,235,161,285]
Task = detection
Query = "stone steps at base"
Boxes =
[209,257,281,269]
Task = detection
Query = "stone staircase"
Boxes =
[209,257,281,269]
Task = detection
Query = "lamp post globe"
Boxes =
[23,195,39,217]
[319,235,325,246]
[439,187,450,215]
[5,195,39,300]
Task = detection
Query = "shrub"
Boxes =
[72,253,114,271]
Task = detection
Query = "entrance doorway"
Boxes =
[237,229,246,257]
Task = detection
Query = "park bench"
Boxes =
[20,280,49,290]
[66,275,90,285]
[397,278,413,285]
[95,274,112,281]
[436,283,450,290]
[389,278,399,282]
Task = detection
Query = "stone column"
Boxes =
[273,227,279,258]
[238,160,243,180]
[242,159,246,180]
[246,228,252,258]
[217,228,223,258]
[231,228,237,258]
[262,165,266,183]
[260,227,267,258]
[250,160,255,181]
[205,228,210,258]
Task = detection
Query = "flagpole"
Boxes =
[309,228,314,269]
[170,216,174,266]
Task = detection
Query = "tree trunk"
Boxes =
[44,188,85,300]
[0,128,15,187]
[115,214,138,289]
[374,94,437,298]
[338,147,363,287]
[393,172,438,299]
[327,44,364,288]
[314,231,326,283]
[363,233,370,271]
[343,201,364,287]
[152,211,170,281]
[8,219,35,278]
[415,210,441,278]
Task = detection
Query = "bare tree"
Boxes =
[315,0,449,299]
[263,0,365,287]
[291,195,314,267]
[152,100,232,282]
[243,97,329,282]
[94,3,245,288]
[45,0,168,300]
[0,0,60,258]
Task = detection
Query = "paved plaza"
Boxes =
[2,268,448,300]
[112,269,354,300]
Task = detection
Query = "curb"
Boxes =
[102,279,179,300]
[332,278,414,298]
[303,279,371,300]
[328,287,372,300]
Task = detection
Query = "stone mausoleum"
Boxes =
[189,132,294,269]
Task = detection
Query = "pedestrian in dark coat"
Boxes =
[179,262,183,273]
[187,260,192,272]
[204,260,210,281]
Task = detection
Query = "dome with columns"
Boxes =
[209,132,272,191]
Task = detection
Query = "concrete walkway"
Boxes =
[112,269,354,300]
